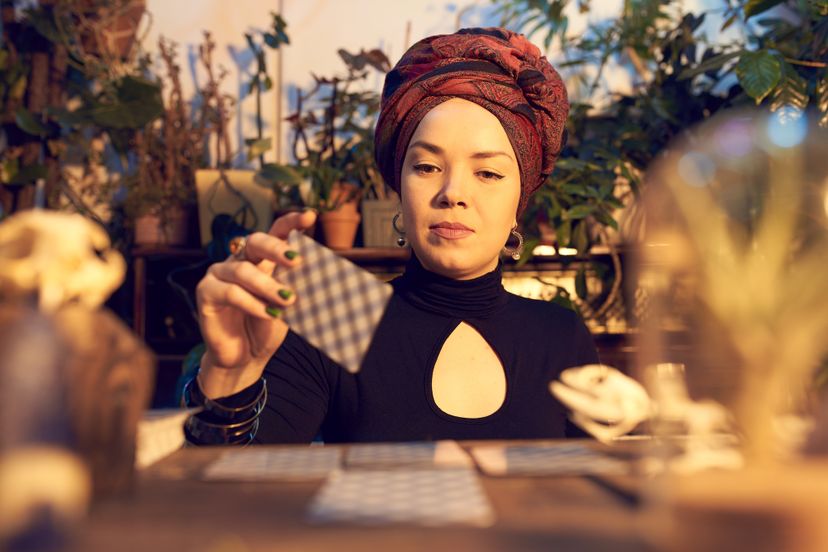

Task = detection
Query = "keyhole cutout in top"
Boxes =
[431,322,507,418]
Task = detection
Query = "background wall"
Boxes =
[143,0,711,165]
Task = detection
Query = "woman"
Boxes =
[185,27,598,445]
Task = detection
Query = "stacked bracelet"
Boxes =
[182,376,267,446]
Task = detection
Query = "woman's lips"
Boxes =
[429,222,474,239]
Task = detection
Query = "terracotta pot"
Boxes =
[320,209,361,250]
[134,206,188,246]
[323,182,361,214]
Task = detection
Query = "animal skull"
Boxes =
[0,211,125,312]
[550,364,651,443]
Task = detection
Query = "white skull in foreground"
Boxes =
[0,211,125,311]
[550,364,651,444]
[551,364,744,473]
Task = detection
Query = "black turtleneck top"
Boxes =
[235,257,600,444]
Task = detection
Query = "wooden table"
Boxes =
[71,441,652,552]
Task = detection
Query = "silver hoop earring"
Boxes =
[392,212,406,247]
[504,226,524,260]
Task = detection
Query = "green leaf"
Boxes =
[263,32,286,49]
[271,12,290,45]
[593,208,619,230]
[817,73,828,128]
[15,108,49,137]
[549,287,577,312]
[735,50,782,104]
[244,33,257,52]
[255,162,303,187]
[572,219,589,253]
[678,51,741,80]
[516,237,540,266]
[721,12,739,32]
[556,219,571,247]
[47,106,90,127]
[575,267,588,300]
[263,75,273,91]
[9,75,26,101]
[8,163,48,185]
[90,76,163,129]
[745,0,785,19]
[246,138,272,161]
[567,204,596,219]
[770,61,809,112]
[0,158,19,184]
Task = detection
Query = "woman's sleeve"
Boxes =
[253,329,338,444]
[573,315,600,366]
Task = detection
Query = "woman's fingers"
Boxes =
[198,277,281,322]
[269,209,317,239]
[241,231,304,269]
[206,261,296,309]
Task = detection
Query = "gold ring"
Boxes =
[229,235,248,261]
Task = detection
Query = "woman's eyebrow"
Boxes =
[407,140,443,154]
[471,150,514,162]
[408,140,514,162]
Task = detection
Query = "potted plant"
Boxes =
[258,46,391,249]
[119,35,213,247]
[0,0,162,240]
[194,15,291,248]
[496,0,828,323]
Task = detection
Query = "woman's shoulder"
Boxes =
[504,292,586,330]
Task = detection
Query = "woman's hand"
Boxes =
[194,210,316,398]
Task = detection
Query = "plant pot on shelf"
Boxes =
[320,209,361,250]
[318,182,361,250]
[134,205,189,247]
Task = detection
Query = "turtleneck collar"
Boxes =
[392,254,509,319]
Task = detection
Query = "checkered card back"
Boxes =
[307,468,495,527]
[272,231,393,373]
[471,443,629,476]
[202,447,342,481]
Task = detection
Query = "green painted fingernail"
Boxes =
[265,306,282,317]
[278,289,293,300]
[284,250,299,260]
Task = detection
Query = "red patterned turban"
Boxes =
[374,27,569,216]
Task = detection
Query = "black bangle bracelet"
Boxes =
[185,417,259,446]
[183,375,267,422]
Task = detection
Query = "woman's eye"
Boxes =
[477,170,504,181]
[413,163,439,175]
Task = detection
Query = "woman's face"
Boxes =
[400,98,521,280]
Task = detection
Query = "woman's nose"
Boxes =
[436,172,469,208]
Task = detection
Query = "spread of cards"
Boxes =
[202,441,630,527]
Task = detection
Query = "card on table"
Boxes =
[135,407,201,469]
[202,447,342,481]
[345,440,472,470]
[272,230,393,374]
[307,468,495,527]
[470,442,629,477]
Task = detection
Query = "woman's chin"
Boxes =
[413,244,497,280]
